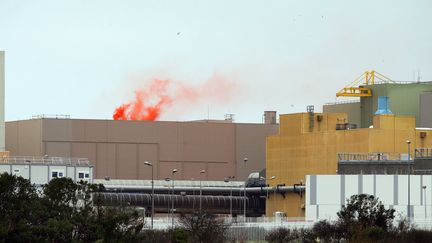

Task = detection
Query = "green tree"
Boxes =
[337,194,395,240]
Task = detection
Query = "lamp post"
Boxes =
[269,176,276,216]
[243,157,248,221]
[171,169,178,229]
[191,178,195,210]
[144,161,154,229]
[423,185,427,219]
[199,170,205,213]
[164,178,171,220]
[407,140,411,223]
[224,176,235,217]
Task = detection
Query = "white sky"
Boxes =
[1,0,431,123]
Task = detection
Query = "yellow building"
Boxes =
[265,112,432,217]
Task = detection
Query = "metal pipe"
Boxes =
[102,185,305,194]
[95,193,261,215]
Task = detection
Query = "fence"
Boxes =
[143,216,432,241]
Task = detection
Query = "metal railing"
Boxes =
[0,156,91,166]
[416,148,432,158]
[324,100,360,105]
[338,152,404,162]
[32,114,70,119]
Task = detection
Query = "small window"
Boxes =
[58,172,64,178]
[78,172,85,179]
[85,173,89,178]
[52,171,58,178]
[13,169,20,173]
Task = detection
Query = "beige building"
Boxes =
[6,117,277,181]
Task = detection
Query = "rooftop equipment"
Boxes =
[336,70,393,97]
[375,96,393,115]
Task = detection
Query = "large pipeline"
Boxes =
[103,185,305,196]
[96,193,264,215]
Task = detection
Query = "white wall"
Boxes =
[306,174,432,221]
[0,51,5,151]
[0,163,93,185]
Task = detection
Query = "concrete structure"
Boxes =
[0,156,93,185]
[6,118,278,181]
[266,113,432,217]
[420,92,432,127]
[323,101,361,128]
[324,83,432,128]
[0,51,5,151]
[306,174,432,221]
[361,83,432,128]
[338,150,432,175]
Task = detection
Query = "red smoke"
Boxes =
[113,73,237,121]
[113,79,172,121]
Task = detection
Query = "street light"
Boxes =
[165,178,171,219]
[407,140,411,223]
[144,161,154,229]
[423,185,427,219]
[225,176,235,217]
[199,170,205,213]
[270,176,276,216]
[243,157,248,221]
[171,169,178,229]
[191,178,195,210]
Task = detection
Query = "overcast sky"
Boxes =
[1,0,431,123]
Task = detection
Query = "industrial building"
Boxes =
[306,174,432,220]
[324,71,432,128]
[266,111,432,217]
[0,51,5,152]
[0,156,94,185]
[6,115,278,181]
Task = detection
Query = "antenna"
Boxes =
[417,69,421,83]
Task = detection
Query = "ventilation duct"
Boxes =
[375,96,393,115]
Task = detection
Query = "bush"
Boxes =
[177,212,228,243]
[265,227,300,243]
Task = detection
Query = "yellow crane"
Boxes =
[336,70,393,97]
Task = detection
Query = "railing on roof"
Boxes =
[32,114,70,119]
[338,152,405,162]
[0,156,91,166]
[324,100,360,105]
[416,148,432,158]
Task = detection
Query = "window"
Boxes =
[52,170,64,178]
[78,172,90,179]
[13,169,20,173]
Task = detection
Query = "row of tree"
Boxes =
[2,172,432,242]
[0,173,144,242]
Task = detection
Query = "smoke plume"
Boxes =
[113,72,238,121]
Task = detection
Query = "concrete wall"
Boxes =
[0,51,5,151]
[306,174,432,220]
[361,83,432,128]
[6,119,278,181]
[323,101,361,128]
[420,92,432,128]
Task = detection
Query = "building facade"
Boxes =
[324,83,432,128]
[306,174,432,221]
[266,112,432,217]
[6,118,278,181]
[0,156,93,185]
